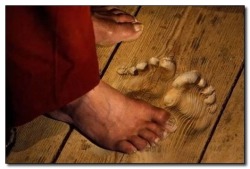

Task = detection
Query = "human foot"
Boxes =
[48,81,177,154]
[91,6,144,46]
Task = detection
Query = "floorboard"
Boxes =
[201,70,244,163]
[6,6,244,163]
[102,6,244,163]
[6,116,70,163]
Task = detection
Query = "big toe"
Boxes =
[114,13,137,23]
[151,107,171,125]
[115,140,137,154]
[112,22,144,43]
[151,108,177,133]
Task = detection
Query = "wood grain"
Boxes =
[96,6,139,74]
[6,6,139,164]
[101,6,244,163]
[6,116,70,163]
[201,70,244,163]
[54,6,139,163]
[56,130,124,163]
[7,6,244,163]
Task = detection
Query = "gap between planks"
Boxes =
[100,6,142,78]
[101,6,244,163]
[198,61,244,163]
[51,126,74,163]
[52,6,142,163]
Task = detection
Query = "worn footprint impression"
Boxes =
[117,56,176,76]
[116,58,217,132]
[116,56,176,102]
[163,70,217,131]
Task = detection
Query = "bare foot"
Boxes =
[48,81,177,154]
[91,6,144,46]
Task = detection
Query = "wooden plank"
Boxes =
[96,6,139,74]
[56,130,124,163]
[6,116,70,163]
[54,6,244,163]
[55,6,139,163]
[55,6,187,163]
[201,70,244,163]
[6,6,138,163]
[101,6,244,163]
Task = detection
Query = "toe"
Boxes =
[94,13,136,23]
[146,122,165,138]
[138,129,160,146]
[151,107,171,125]
[102,6,120,12]
[109,8,127,15]
[92,6,136,23]
[115,140,137,154]
[91,6,119,13]
[113,22,143,42]
[95,7,131,16]
[128,135,150,151]
[114,13,136,23]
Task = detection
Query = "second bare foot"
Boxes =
[48,81,177,154]
[91,6,144,46]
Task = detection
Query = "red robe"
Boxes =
[6,6,100,126]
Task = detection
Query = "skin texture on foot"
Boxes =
[91,6,144,46]
[48,81,177,154]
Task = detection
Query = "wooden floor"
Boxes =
[6,6,244,163]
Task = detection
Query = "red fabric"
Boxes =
[6,6,100,126]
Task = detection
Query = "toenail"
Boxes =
[134,24,144,32]
[165,116,178,132]
[146,143,151,148]
[163,131,169,139]
[154,137,160,143]
[130,147,137,154]
[133,18,138,23]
